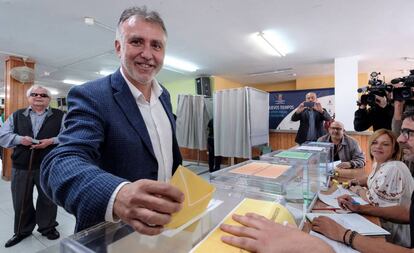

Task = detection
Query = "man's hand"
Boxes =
[312,216,347,242]
[336,162,352,169]
[20,136,33,146]
[296,102,305,114]
[314,102,324,113]
[32,138,54,149]
[375,95,387,108]
[113,179,184,235]
[221,213,334,253]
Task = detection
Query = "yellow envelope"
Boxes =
[192,198,296,253]
[165,166,216,229]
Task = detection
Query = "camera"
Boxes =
[391,70,414,87]
[391,70,414,101]
[357,72,392,107]
[304,101,315,108]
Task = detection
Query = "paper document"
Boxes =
[318,186,368,209]
[273,150,313,159]
[191,198,296,253]
[296,145,325,152]
[306,213,390,235]
[310,231,359,253]
[163,199,223,237]
[230,162,290,179]
[165,166,216,229]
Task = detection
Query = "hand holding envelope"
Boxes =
[113,179,184,236]
[165,166,216,229]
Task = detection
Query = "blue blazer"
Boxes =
[40,69,182,232]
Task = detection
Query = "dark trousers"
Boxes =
[207,137,222,172]
[11,168,58,235]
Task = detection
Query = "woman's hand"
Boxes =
[312,216,348,242]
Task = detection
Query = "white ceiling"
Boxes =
[1,0,414,97]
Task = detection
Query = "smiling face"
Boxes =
[370,133,394,164]
[115,16,166,87]
[397,117,414,162]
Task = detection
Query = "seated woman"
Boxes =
[339,129,414,247]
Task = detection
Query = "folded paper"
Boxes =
[192,198,296,253]
[165,166,215,229]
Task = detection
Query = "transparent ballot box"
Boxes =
[292,141,334,191]
[258,150,321,206]
[60,186,301,253]
[213,156,319,213]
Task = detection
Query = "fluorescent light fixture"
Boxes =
[84,17,95,26]
[254,31,289,57]
[49,89,59,95]
[63,79,86,85]
[248,68,292,77]
[83,16,115,32]
[404,57,414,62]
[163,56,198,72]
[98,70,113,76]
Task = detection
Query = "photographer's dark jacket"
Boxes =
[0,107,64,170]
[291,108,331,144]
[353,104,393,131]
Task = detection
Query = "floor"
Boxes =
[0,161,211,253]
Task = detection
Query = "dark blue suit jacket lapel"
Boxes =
[111,69,156,159]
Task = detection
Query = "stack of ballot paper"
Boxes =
[191,198,296,253]
[318,186,368,209]
[306,213,390,235]
[229,162,291,179]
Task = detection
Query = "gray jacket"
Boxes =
[317,134,365,168]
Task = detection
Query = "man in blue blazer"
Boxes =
[40,6,184,234]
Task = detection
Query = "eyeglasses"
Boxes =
[329,127,343,131]
[400,128,414,140]
[30,93,49,98]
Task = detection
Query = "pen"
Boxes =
[351,200,360,205]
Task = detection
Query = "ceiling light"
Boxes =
[84,17,95,26]
[49,89,59,95]
[255,31,289,57]
[63,79,86,85]
[83,16,115,32]
[404,57,414,62]
[98,70,113,76]
[164,56,198,72]
[249,68,292,76]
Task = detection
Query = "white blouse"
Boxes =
[366,160,414,247]
[367,160,414,208]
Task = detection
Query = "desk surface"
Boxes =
[303,174,386,242]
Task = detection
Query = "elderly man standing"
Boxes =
[317,120,365,169]
[291,92,332,144]
[0,85,63,247]
[41,6,184,235]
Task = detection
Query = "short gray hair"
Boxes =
[115,6,167,41]
[26,85,52,98]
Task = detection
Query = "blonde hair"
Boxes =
[368,129,401,161]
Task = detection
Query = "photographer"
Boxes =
[353,94,393,131]
[291,92,332,144]
[390,70,414,135]
[354,72,393,131]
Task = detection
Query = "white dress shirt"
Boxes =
[105,69,173,222]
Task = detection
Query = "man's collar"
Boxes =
[24,106,52,117]
[120,67,163,101]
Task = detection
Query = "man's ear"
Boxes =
[114,40,121,58]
